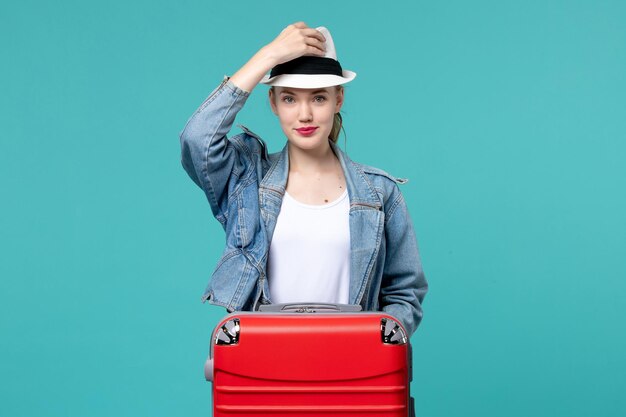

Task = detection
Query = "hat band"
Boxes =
[269,56,343,78]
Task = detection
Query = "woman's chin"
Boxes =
[288,136,328,151]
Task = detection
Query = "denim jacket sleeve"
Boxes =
[379,186,428,338]
[179,75,251,225]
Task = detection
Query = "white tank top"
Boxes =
[267,188,351,304]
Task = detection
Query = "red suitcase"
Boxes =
[204,303,415,417]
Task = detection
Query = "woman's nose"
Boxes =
[298,103,313,122]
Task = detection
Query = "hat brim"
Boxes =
[259,70,356,88]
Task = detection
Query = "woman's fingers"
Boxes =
[267,23,328,64]
[284,23,325,43]
[302,27,326,43]
[299,27,326,55]
[281,21,308,35]
[303,37,326,56]
[291,21,308,29]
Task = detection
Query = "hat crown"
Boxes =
[316,26,338,61]
[259,25,356,88]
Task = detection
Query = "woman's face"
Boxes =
[269,86,344,152]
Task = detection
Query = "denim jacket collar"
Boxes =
[258,140,384,305]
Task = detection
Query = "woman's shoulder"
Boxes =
[353,161,409,186]
[350,160,411,218]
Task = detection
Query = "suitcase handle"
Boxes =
[258,302,363,313]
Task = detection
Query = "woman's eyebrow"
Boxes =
[280,89,329,95]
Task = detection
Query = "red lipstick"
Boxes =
[295,127,318,136]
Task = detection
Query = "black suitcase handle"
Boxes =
[258,302,362,313]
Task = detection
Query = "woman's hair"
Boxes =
[270,85,346,144]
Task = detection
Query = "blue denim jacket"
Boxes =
[179,75,428,337]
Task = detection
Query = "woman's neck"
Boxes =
[287,141,339,175]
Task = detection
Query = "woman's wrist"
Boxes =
[229,46,278,94]
[257,45,280,68]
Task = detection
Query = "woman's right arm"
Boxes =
[179,22,326,223]
[178,50,275,224]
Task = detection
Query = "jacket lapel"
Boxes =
[330,141,384,305]
[258,143,289,248]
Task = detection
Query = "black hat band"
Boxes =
[269,56,343,78]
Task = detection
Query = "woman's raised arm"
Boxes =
[179,22,327,223]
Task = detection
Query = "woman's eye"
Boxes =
[281,96,326,103]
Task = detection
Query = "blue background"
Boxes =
[1,1,625,416]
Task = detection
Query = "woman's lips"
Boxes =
[295,127,318,136]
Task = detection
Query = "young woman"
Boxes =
[179,22,428,337]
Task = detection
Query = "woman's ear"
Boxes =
[268,89,278,115]
[335,87,345,113]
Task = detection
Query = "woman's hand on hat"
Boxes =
[227,22,326,95]
[263,22,327,66]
